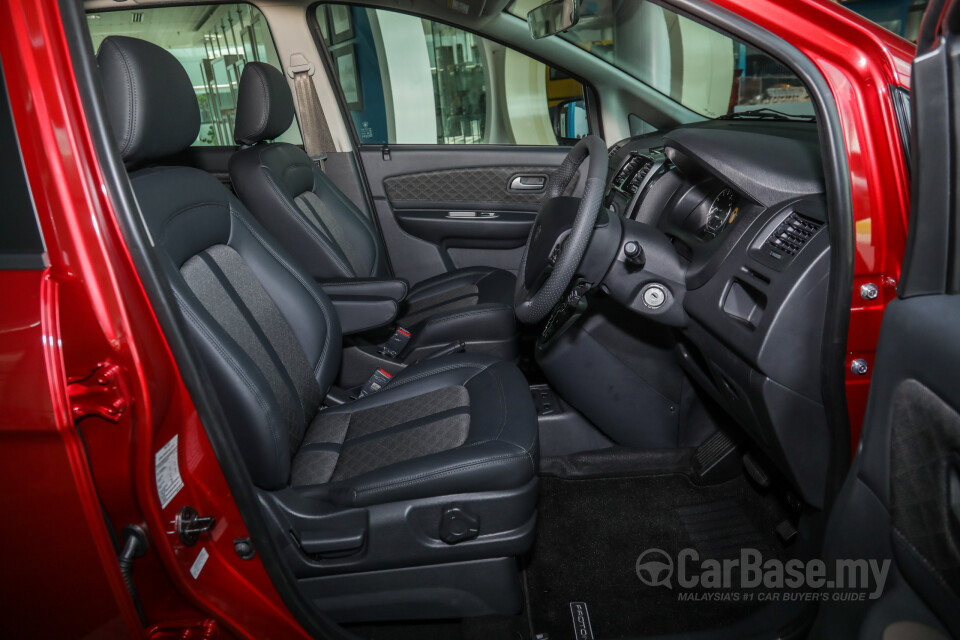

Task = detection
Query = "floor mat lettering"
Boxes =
[569,602,594,640]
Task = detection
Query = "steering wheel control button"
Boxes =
[549,241,563,266]
[850,359,869,375]
[642,284,667,309]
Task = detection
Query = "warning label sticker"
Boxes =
[155,435,184,509]
[190,547,209,580]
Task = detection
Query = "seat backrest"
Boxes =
[229,62,388,281]
[97,36,342,490]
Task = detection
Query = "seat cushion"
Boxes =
[290,353,538,506]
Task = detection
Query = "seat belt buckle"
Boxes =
[378,327,411,358]
[358,368,393,398]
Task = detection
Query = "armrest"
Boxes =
[326,296,399,335]
[319,278,408,303]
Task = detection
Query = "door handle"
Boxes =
[509,175,547,191]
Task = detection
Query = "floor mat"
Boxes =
[524,474,788,639]
[346,614,526,640]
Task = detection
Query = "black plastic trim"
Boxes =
[0,58,47,270]
[0,254,48,270]
[900,37,958,297]
[891,85,912,173]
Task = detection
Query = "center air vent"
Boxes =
[765,212,823,257]
[614,154,654,193]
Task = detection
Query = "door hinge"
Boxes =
[67,361,131,423]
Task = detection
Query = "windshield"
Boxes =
[508,0,814,119]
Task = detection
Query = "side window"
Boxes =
[0,61,45,269]
[87,4,302,147]
[315,4,591,145]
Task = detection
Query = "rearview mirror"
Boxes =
[527,0,580,39]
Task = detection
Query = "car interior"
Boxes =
[78,0,858,637]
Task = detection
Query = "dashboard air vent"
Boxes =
[765,212,823,257]
[608,144,622,158]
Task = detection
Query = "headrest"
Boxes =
[97,36,200,165]
[234,62,295,146]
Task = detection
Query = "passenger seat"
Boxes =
[97,36,538,622]
[228,62,518,361]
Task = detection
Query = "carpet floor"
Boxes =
[523,473,788,639]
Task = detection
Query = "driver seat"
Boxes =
[228,62,518,360]
[98,36,538,621]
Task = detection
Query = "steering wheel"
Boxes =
[514,135,608,324]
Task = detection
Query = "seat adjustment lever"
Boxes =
[440,505,480,544]
[297,528,366,555]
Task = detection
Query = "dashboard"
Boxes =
[599,121,832,506]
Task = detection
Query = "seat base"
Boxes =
[301,557,523,623]
[258,477,537,576]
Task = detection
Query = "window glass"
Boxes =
[0,61,44,269]
[628,114,656,137]
[508,0,814,120]
[316,4,590,145]
[841,0,928,42]
[87,5,302,146]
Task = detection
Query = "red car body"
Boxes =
[0,0,915,637]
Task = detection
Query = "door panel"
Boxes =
[813,2,960,636]
[384,164,560,211]
[314,3,596,285]
[811,296,960,638]
[360,145,578,284]
[392,211,536,250]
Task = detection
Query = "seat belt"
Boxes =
[288,53,335,170]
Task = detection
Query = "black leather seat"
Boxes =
[98,36,538,620]
[228,62,518,361]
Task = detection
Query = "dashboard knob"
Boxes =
[623,240,645,267]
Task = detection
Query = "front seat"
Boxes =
[97,36,538,622]
[228,62,519,361]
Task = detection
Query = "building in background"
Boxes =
[838,0,928,41]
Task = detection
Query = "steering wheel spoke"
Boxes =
[514,135,610,324]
